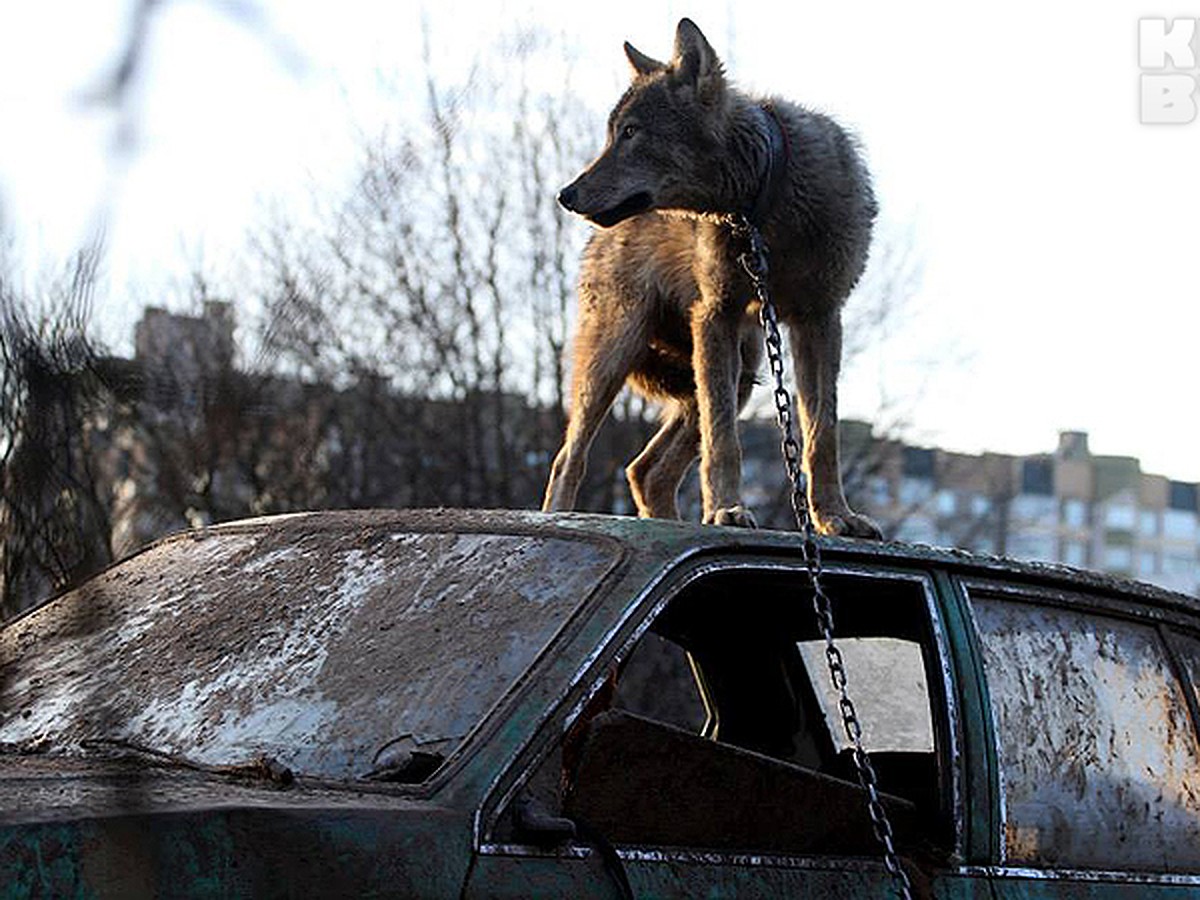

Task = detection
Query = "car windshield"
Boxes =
[0,519,619,781]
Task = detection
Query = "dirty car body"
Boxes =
[3,509,1200,898]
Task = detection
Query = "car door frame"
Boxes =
[467,549,997,898]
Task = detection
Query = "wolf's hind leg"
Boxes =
[787,313,881,539]
[626,402,700,519]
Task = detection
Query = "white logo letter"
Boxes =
[1139,18,1197,69]
[1141,74,1198,123]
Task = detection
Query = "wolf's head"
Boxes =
[558,19,731,227]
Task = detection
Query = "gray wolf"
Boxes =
[542,18,881,538]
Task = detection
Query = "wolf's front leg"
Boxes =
[690,306,756,528]
[788,313,882,539]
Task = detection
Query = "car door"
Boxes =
[960,578,1200,898]
[467,558,994,899]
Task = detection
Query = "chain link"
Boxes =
[726,214,914,900]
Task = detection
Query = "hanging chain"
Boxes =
[726,214,914,900]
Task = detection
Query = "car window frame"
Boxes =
[477,552,968,870]
[959,574,1200,886]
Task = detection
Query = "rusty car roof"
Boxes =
[121,507,1200,617]
[7,507,1194,631]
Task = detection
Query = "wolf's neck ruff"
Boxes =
[744,103,790,227]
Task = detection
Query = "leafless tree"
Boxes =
[226,26,657,513]
[0,240,118,615]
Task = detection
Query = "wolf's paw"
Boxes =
[814,509,883,540]
[708,505,758,529]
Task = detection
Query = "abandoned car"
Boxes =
[2,509,1200,897]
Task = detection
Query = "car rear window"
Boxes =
[970,595,1200,871]
[0,523,619,781]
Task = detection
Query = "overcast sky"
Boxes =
[1,0,1198,480]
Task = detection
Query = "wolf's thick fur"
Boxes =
[543,19,881,537]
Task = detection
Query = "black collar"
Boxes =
[745,103,789,227]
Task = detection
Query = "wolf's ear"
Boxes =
[671,18,724,103]
[624,41,665,78]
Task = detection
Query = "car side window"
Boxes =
[970,596,1200,871]
[551,568,953,859]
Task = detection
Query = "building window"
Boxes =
[1104,545,1133,572]
[936,490,956,517]
[1138,509,1161,537]
[899,477,934,507]
[868,476,891,508]
[1164,509,1199,541]
[1061,498,1088,530]
[1012,494,1057,524]
[1104,503,1136,531]
[1163,550,1196,577]
[1168,480,1198,513]
[902,446,935,479]
[1138,550,1159,578]
[970,494,991,517]
[1021,458,1054,496]
[1061,540,1088,568]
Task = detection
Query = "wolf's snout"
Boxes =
[557,184,580,212]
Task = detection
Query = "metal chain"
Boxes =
[726,214,914,900]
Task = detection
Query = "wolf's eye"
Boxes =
[621,123,639,140]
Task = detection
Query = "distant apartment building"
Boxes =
[80,303,1200,601]
[838,422,1200,597]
